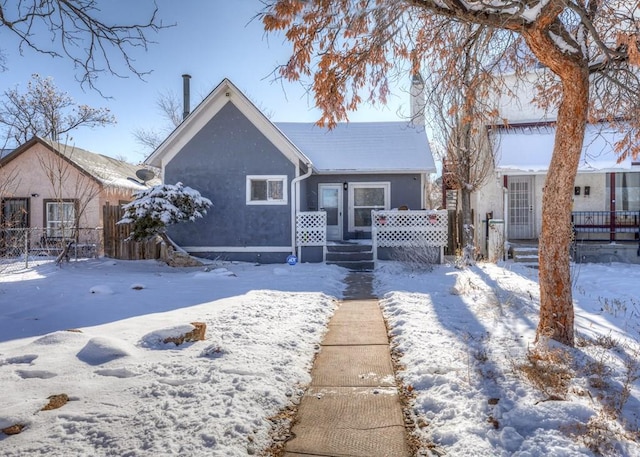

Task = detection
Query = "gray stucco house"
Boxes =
[145,78,436,263]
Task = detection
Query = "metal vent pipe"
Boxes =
[182,74,191,120]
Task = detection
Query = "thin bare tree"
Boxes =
[262,1,640,346]
[423,24,501,265]
[0,74,115,146]
[423,173,442,210]
[133,90,183,152]
[36,140,106,263]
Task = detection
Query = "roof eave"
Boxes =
[315,168,435,175]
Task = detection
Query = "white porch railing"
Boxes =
[371,210,449,264]
[296,211,327,262]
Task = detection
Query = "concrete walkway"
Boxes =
[283,272,411,457]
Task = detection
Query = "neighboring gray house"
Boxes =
[145,78,436,263]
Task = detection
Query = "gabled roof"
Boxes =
[276,122,435,174]
[146,78,311,169]
[0,137,154,190]
[491,123,637,173]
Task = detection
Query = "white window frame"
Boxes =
[246,175,288,205]
[45,200,76,238]
[348,182,390,232]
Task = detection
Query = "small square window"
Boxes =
[246,175,288,205]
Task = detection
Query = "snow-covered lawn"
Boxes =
[0,259,345,456]
[1,258,639,456]
[376,261,640,456]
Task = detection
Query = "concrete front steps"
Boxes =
[326,242,374,271]
[509,242,539,268]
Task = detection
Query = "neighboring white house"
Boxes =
[473,71,640,263]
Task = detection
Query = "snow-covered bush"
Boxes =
[118,182,212,242]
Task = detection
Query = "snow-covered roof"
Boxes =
[276,122,436,174]
[492,123,637,173]
[2,137,157,190]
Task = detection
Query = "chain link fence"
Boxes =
[0,227,102,275]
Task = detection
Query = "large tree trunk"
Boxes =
[540,91,589,344]
[523,34,590,347]
[537,73,588,346]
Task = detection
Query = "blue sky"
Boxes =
[0,1,413,162]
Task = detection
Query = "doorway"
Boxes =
[318,184,343,241]
[508,176,535,239]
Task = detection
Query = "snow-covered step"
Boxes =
[510,244,539,268]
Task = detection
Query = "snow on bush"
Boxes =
[118,182,212,241]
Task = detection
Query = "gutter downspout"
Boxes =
[291,162,313,256]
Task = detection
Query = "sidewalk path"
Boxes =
[283,272,411,457]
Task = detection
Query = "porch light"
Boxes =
[343,182,348,190]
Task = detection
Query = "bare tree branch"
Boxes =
[132,89,182,153]
[0,0,172,91]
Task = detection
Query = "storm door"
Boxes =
[508,176,535,239]
[318,184,343,241]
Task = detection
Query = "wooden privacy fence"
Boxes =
[103,203,164,260]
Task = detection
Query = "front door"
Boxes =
[318,184,343,241]
[508,176,535,239]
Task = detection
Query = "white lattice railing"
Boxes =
[372,210,448,263]
[296,211,326,247]
[296,211,326,263]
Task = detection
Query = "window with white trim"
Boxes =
[348,182,390,231]
[246,175,288,205]
[45,200,76,238]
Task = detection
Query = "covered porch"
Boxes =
[572,210,640,242]
[294,209,448,268]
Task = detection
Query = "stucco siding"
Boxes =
[573,174,606,212]
[0,143,107,229]
[164,102,296,248]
